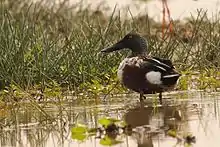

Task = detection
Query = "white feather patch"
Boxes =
[117,58,131,81]
[151,58,171,68]
[135,58,143,67]
[117,58,128,82]
[145,71,162,85]
[155,65,167,71]
[163,74,180,78]
[117,57,143,81]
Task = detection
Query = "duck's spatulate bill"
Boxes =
[101,40,124,53]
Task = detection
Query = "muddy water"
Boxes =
[0,91,220,147]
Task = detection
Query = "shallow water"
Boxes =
[0,91,220,147]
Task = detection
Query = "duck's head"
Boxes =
[101,33,148,54]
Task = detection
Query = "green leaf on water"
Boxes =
[100,136,123,146]
[184,143,192,147]
[71,124,88,134]
[71,124,88,141]
[72,133,87,141]
[167,129,177,138]
[88,128,97,134]
[98,118,120,127]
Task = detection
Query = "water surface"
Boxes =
[0,91,220,147]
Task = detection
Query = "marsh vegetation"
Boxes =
[0,0,220,97]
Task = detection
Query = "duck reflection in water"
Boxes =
[124,103,188,147]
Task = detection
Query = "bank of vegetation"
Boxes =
[0,0,219,101]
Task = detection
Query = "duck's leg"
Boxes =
[159,92,162,104]
[140,92,146,102]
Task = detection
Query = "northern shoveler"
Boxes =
[101,33,181,104]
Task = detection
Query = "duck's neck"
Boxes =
[130,51,147,57]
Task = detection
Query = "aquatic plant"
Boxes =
[72,117,196,146]
[0,0,219,98]
[71,118,128,145]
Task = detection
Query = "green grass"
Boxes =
[0,0,220,100]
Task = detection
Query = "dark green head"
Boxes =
[101,33,148,54]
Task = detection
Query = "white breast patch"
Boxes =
[117,58,128,82]
[117,57,143,81]
[145,71,162,85]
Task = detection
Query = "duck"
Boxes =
[101,33,181,104]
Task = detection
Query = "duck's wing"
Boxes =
[139,56,174,72]
[150,57,174,68]
[139,56,181,85]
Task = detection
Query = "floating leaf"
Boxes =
[71,124,88,141]
[72,133,87,141]
[100,136,123,146]
[88,128,97,134]
[167,129,177,138]
[71,124,88,134]
[184,143,192,147]
[98,118,120,127]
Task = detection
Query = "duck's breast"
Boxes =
[117,57,143,82]
[117,58,128,82]
[117,57,155,92]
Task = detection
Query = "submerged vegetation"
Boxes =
[0,0,220,101]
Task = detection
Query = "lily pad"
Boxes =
[71,124,88,134]
[98,118,120,128]
[167,129,177,138]
[88,128,97,134]
[71,124,88,141]
[72,133,87,141]
[100,136,123,146]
